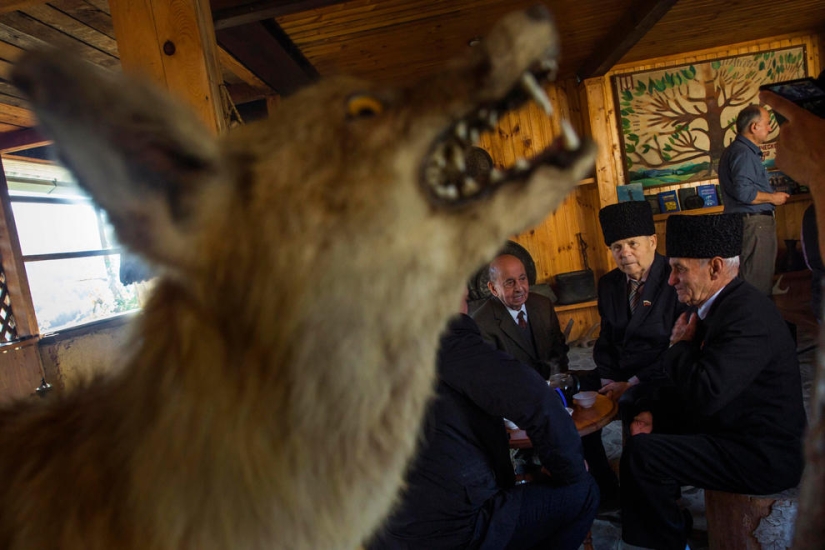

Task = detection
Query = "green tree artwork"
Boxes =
[612,47,806,188]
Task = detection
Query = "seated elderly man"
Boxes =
[473,253,569,378]
[473,253,619,512]
[369,294,598,550]
[593,201,685,422]
[620,214,806,550]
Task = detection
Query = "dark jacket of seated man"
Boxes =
[473,292,569,379]
[593,252,685,384]
[369,314,598,550]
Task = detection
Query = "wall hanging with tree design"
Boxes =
[612,47,806,189]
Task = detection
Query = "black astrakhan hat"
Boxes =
[599,201,656,246]
[666,213,743,258]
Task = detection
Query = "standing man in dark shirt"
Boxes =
[718,104,789,295]
[370,294,598,550]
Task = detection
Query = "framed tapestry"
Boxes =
[612,46,807,189]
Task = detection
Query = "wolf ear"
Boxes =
[11,50,225,272]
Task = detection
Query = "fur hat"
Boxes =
[598,201,655,246]
[666,214,743,258]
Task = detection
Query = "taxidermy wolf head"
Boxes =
[1,5,595,550]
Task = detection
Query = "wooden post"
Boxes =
[0,158,38,338]
[109,0,226,134]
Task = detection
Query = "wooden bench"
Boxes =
[704,487,798,549]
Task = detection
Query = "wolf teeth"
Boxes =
[434,184,459,200]
[520,72,553,116]
[451,144,465,172]
[431,148,447,168]
[560,119,580,150]
[455,121,468,141]
[462,177,480,195]
[540,57,558,79]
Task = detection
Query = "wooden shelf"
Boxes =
[554,299,598,312]
[653,205,722,222]
[786,192,811,204]
[652,193,811,222]
[576,177,596,186]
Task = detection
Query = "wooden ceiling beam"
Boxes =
[218,46,270,92]
[109,0,226,134]
[0,127,49,153]
[576,0,679,82]
[0,1,47,16]
[212,0,350,30]
[216,20,317,97]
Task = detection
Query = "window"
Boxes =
[2,155,145,334]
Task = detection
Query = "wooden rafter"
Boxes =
[0,1,48,16]
[216,19,317,97]
[212,0,350,30]
[0,127,49,153]
[109,0,226,134]
[576,0,679,81]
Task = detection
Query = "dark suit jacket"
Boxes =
[593,253,685,382]
[371,314,586,549]
[472,293,568,379]
[664,278,806,491]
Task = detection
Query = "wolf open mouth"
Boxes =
[422,52,584,207]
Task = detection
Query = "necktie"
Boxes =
[517,310,528,330]
[628,279,644,313]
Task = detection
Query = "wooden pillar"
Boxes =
[0,157,46,402]
[581,76,623,273]
[109,0,226,134]
[0,158,37,338]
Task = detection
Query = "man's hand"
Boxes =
[770,192,790,206]
[599,377,638,401]
[669,311,698,346]
[630,411,653,436]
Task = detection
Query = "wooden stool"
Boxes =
[704,487,798,549]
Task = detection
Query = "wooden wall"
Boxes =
[477,79,604,341]
[480,31,823,342]
[596,32,821,257]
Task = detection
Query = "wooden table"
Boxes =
[506,393,618,550]
[507,393,618,448]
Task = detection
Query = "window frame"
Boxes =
[0,154,142,340]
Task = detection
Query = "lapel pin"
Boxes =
[642,300,652,307]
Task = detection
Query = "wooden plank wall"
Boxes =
[478,79,604,341]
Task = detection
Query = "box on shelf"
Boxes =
[657,190,680,213]
[645,194,661,215]
[617,182,644,202]
[697,184,719,207]
[769,171,801,194]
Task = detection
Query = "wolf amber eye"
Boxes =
[346,94,383,118]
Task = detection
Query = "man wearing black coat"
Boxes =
[370,299,598,550]
[594,202,686,429]
[620,214,806,550]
